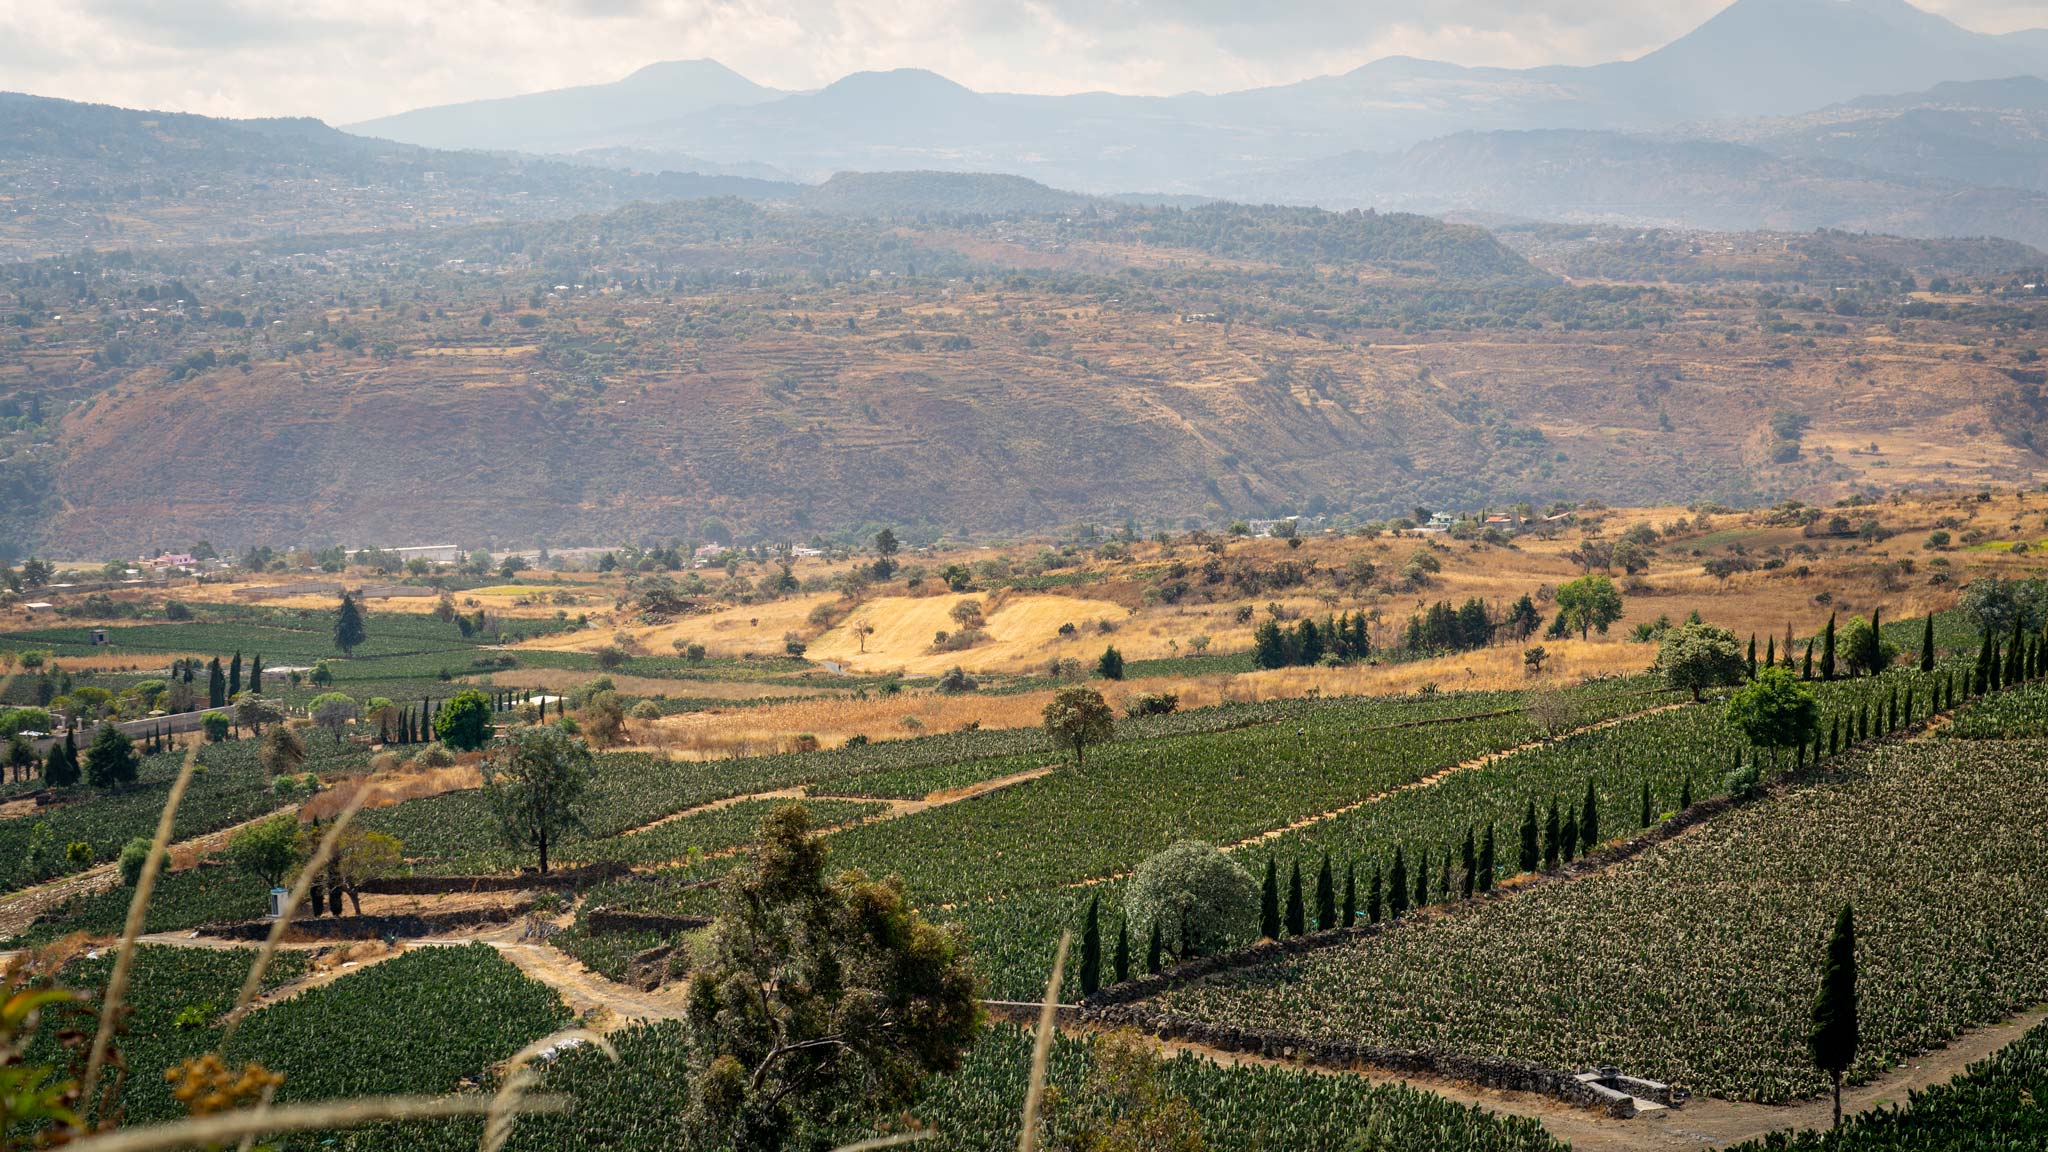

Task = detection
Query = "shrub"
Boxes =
[118,837,151,886]
[1126,692,1180,718]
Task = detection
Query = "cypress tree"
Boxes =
[207,657,225,709]
[1747,634,1758,680]
[1519,800,1540,873]
[1439,849,1452,902]
[45,742,77,788]
[1146,921,1162,975]
[1367,864,1383,924]
[1113,916,1129,984]
[1765,635,1776,671]
[1079,895,1101,996]
[1341,862,1357,928]
[1821,613,1838,681]
[1413,850,1429,909]
[248,653,263,696]
[1640,778,1654,827]
[1920,614,1936,673]
[1284,860,1305,936]
[228,651,241,699]
[1560,812,1578,863]
[1260,857,1280,940]
[1460,828,1477,899]
[1809,904,1860,1130]
[1581,778,1599,852]
[1389,849,1408,918]
[1803,638,1815,680]
[1478,823,1496,892]
[1903,687,1914,726]
[1680,776,1693,810]
[1543,800,1561,869]
[1315,854,1336,931]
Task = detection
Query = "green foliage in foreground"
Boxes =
[1155,737,2048,1103]
[1730,1013,2048,1151]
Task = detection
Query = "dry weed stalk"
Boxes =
[79,746,201,1122]
[61,1092,567,1152]
[220,780,373,1045]
[480,1027,616,1152]
[1017,929,1071,1152]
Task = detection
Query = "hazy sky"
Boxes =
[4,0,2044,123]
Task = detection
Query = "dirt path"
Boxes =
[614,787,810,839]
[810,764,1056,819]
[0,804,300,940]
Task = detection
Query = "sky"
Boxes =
[3,0,2044,124]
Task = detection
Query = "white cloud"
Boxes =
[1,0,2040,122]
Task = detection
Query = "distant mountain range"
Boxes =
[346,0,2046,194]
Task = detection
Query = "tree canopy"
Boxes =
[481,721,593,875]
[1554,575,1624,640]
[1656,621,1747,700]
[435,689,495,751]
[1727,666,1820,754]
[1043,686,1115,769]
[1125,839,1260,961]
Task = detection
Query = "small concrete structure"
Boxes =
[266,887,288,919]
[1573,1068,1679,1118]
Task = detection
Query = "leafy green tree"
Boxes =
[684,804,979,1150]
[1728,666,1821,763]
[201,713,230,743]
[435,688,496,751]
[1810,904,1860,1129]
[5,734,34,783]
[1656,621,1747,701]
[1554,575,1624,640]
[1096,645,1125,681]
[225,813,301,889]
[1124,840,1259,962]
[307,692,359,737]
[481,722,594,874]
[118,837,151,886]
[1042,686,1114,769]
[333,591,367,657]
[84,725,137,788]
[1841,610,1896,677]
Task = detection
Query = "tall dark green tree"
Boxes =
[1920,614,1936,673]
[1367,864,1383,924]
[1543,799,1562,869]
[1519,799,1540,873]
[1079,895,1101,996]
[248,653,263,695]
[1640,778,1654,827]
[207,657,226,709]
[1113,915,1129,984]
[1765,635,1776,671]
[1580,778,1600,852]
[45,741,77,788]
[1460,829,1477,899]
[1260,857,1280,940]
[1747,634,1758,680]
[1341,861,1357,927]
[1560,811,1578,863]
[1821,613,1838,681]
[1315,854,1336,931]
[1284,859,1306,937]
[1388,849,1408,918]
[85,724,138,788]
[1803,638,1815,680]
[334,591,368,657]
[1095,646,1125,681]
[1477,823,1496,892]
[1809,904,1860,1130]
[1412,850,1429,909]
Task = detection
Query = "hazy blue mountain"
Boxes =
[347,59,782,153]
[1210,129,2048,249]
[348,0,2047,192]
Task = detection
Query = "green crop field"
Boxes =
[1149,735,2048,1103]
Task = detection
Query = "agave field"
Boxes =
[562,796,888,867]
[1945,679,2048,739]
[1728,1015,2048,1150]
[482,1021,1567,1152]
[1150,736,2048,1103]
[0,734,369,895]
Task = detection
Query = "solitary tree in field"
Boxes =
[482,721,593,875]
[334,592,367,657]
[225,813,300,889]
[1042,686,1114,770]
[1656,621,1746,701]
[1554,575,1624,641]
[1729,666,1820,767]
[1809,904,1860,1130]
[1096,645,1125,681]
[684,804,979,1151]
